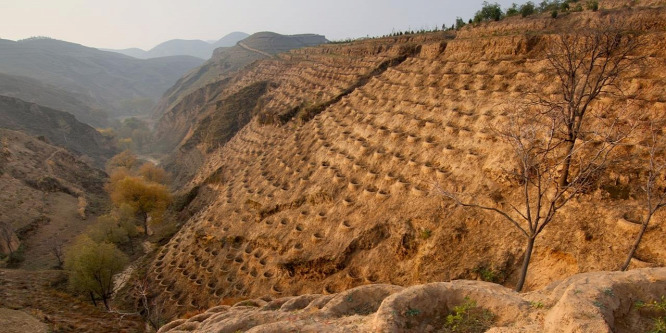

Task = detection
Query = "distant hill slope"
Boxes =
[104,32,250,60]
[0,73,108,127]
[0,95,116,166]
[153,32,328,122]
[211,31,250,48]
[143,39,212,59]
[0,38,204,118]
[104,47,147,59]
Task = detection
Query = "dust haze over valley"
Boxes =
[1,1,666,332]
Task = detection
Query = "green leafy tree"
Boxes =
[115,203,141,238]
[587,0,599,11]
[455,17,467,30]
[87,215,129,245]
[64,235,128,309]
[506,3,520,16]
[520,2,536,17]
[474,1,503,23]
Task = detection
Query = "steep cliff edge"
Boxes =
[133,4,666,322]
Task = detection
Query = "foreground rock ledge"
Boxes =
[158,268,666,333]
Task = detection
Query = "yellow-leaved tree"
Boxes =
[106,150,138,173]
[108,175,172,235]
[138,162,170,185]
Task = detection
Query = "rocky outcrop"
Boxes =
[158,268,666,333]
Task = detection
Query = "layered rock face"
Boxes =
[158,268,666,333]
[138,4,666,322]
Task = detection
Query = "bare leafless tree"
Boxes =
[50,238,65,269]
[438,105,631,291]
[621,121,666,271]
[134,278,168,330]
[437,26,642,292]
[0,222,16,256]
[542,27,640,187]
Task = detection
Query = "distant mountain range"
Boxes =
[0,37,204,120]
[0,73,108,127]
[103,32,250,60]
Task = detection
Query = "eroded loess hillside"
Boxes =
[155,34,442,183]
[0,129,108,269]
[153,32,329,138]
[139,4,666,321]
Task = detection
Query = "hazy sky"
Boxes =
[1,0,519,50]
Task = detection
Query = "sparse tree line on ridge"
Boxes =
[329,0,602,43]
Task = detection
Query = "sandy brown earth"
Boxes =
[158,268,666,333]
[0,308,49,333]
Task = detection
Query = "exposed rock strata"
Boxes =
[158,268,666,333]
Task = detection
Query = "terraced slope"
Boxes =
[137,6,666,320]
[156,35,442,184]
[153,32,329,125]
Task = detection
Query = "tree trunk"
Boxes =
[142,211,149,235]
[129,238,135,255]
[102,295,110,310]
[559,139,576,187]
[89,291,97,307]
[621,216,651,271]
[516,236,536,292]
